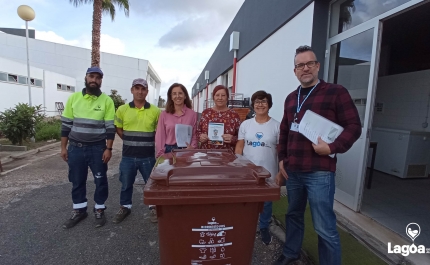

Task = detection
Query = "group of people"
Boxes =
[60,45,361,265]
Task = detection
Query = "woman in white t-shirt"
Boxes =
[235,90,280,246]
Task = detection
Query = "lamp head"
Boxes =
[17,5,35,21]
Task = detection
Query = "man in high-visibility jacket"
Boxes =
[112,78,160,224]
[60,67,115,229]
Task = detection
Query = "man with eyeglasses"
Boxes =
[273,46,361,265]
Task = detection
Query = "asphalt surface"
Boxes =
[0,145,290,265]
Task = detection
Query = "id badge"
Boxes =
[290,122,299,132]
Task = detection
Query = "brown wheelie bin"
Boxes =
[144,149,280,265]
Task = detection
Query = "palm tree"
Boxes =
[340,1,356,32]
[70,0,130,67]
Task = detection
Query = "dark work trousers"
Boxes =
[67,142,108,211]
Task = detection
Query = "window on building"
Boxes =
[61,84,67,91]
[70,86,75,92]
[8,74,17,82]
[35,79,42,87]
[18,76,27,84]
[0,72,7,81]
[329,0,411,37]
[67,86,71,91]
[57,84,62,90]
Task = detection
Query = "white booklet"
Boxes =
[175,124,193,147]
[208,122,224,145]
[298,110,344,157]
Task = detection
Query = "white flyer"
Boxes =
[175,124,193,147]
[298,110,344,157]
[208,122,224,145]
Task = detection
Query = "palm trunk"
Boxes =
[91,0,103,67]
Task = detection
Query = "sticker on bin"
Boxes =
[191,217,233,264]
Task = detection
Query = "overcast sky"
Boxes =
[0,0,245,99]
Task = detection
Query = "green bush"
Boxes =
[35,118,61,141]
[0,103,45,145]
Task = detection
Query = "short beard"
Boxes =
[84,80,101,94]
[300,76,316,87]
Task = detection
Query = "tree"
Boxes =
[339,1,356,32]
[0,104,45,145]
[158,96,166,108]
[109,89,126,110]
[70,0,130,67]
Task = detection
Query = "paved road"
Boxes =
[0,141,287,265]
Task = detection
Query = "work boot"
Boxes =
[94,208,106,228]
[260,228,272,245]
[272,254,300,265]
[62,210,88,229]
[149,207,158,223]
[112,206,131,224]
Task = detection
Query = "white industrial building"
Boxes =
[0,30,161,116]
[192,0,430,263]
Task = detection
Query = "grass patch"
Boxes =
[272,197,386,265]
[35,118,61,142]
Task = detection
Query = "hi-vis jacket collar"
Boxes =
[129,101,150,109]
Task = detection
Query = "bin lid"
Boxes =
[144,149,280,205]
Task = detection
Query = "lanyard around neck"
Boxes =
[295,80,320,121]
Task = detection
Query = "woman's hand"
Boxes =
[185,142,193,149]
[199,134,209,143]
[222,134,233,143]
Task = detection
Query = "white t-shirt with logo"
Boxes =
[238,117,280,180]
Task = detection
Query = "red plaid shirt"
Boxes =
[278,80,362,172]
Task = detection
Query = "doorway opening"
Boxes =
[361,2,430,247]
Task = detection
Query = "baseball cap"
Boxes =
[132,78,148,88]
[86,67,104,77]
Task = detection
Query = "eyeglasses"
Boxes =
[295,61,318,70]
[254,100,268,105]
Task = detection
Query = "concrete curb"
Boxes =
[0,142,60,165]
[0,152,60,176]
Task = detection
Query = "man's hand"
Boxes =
[312,137,331,156]
[60,148,68,162]
[102,149,112,163]
[275,172,285,186]
[279,160,288,179]
[185,142,193,149]
[199,134,209,143]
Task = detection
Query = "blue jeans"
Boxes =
[119,156,155,206]
[67,143,108,211]
[259,201,272,229]
[283,171,340,265]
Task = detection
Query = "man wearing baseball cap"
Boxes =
[61,67,116,229]
[113,78,161,224]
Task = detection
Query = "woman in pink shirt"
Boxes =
[155,83,198,157]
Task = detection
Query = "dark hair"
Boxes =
[251,90,273,109]
[294,45,317,63]
[212,85,229,99]
[165,83,192,114]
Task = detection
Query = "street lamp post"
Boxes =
[17,5,35,107]
[229,31,240,97]
[204,70,209,109]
